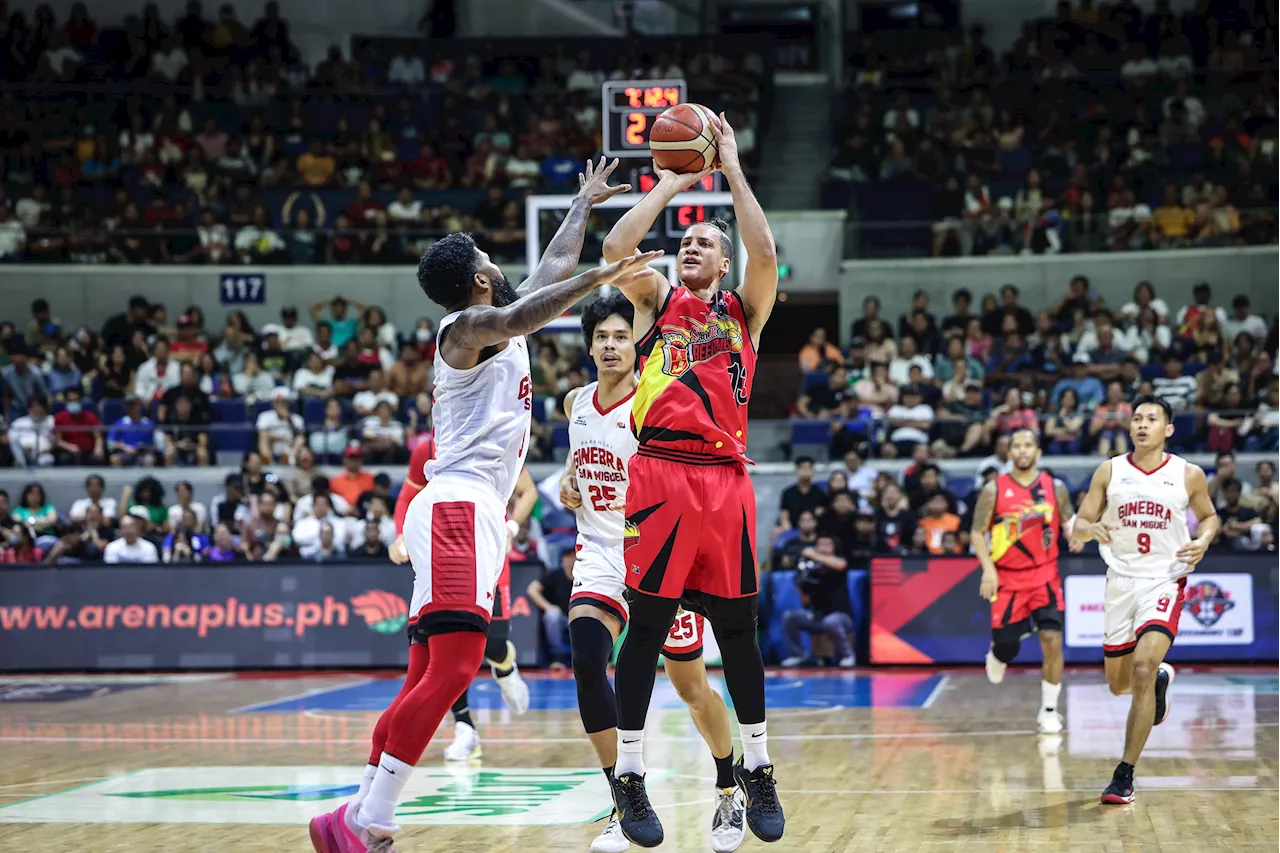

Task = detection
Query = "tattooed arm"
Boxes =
[518,158,630,297]
[970,481,999,601]
[440,252,664,369]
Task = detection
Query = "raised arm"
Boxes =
[970,481,999,600]
[518,157,631,298]
[1176,464,1220,568]
[714,113,778,342]
[441,251,664,361]
[1070,461,1114,544]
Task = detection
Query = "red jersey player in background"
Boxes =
[971,428,1082,734]
[393,437,538,761]
[600,112,784,847]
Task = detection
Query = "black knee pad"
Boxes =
[992,619,1031,663]
[569,617,617,734]
[696,592,759,637]
[625,590,682,641]
[484,632,509,663]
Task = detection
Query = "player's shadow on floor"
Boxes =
[933,798,1129,835]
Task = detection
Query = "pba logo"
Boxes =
[350,590,409,634]
[1183,580,1235,628]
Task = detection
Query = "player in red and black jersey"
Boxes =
[600,113,783,847]
[971,429,1082,735]
[391,439,536,762]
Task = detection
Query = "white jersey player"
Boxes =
[1071,395,1219,807]
[558,294,746,853]
[311,157,660,853]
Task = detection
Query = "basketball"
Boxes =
[649,103,720,174]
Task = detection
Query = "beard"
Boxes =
[491,274,519,308]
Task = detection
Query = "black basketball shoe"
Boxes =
[1153,662,1176,725]
[733,759,785,842]
[609,772,663,847]
[1100,762,1135,805]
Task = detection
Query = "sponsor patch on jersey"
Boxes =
[573,417,588,426]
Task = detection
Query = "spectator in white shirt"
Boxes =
[882,92,920,132]
[69,473,119,523]
[386,45,425,85]
[43,33,83,79]
[836,449,879,499]
[294,478,352,520]
[387,187,423,223]
[361,400,407,463]
[1119,44,1158,85]
[565,51,603,92]
[1162,80,1205,130]
[150,36,189,82]
[273,306,315,352]
[1152,355,1199,410]
[197,209,231,263]
[505,145,543,189]
[292,493,347,558]
[292,351,335,398]
[256,388,306,463]
[104,516,160,564]
[1223,294,1270,347]
[888,337,934,385]
[352,370,399,417]
[886,385,935,457]
[15,185,50,229]
[166,480,208,531]
[234,206,286,263]
[10,397,57,467]
[0,204,27,260]
[134,338,181,404]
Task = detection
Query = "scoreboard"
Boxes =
[601,79,687,158]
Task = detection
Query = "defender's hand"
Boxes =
[577,156,631,205]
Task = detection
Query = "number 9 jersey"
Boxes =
[567,382,638,625]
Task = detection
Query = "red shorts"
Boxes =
[661,608,705,661]
[491,556,512,622]
[624,453,758,600]
[990,562,1063,633]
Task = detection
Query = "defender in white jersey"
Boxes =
[1071,395,1219,807]
[558,294,746,853]
[310,158,662,853]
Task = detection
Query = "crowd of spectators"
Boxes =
[826,0,1277,255]
[0,2,766,265]
[795,278,1279,460]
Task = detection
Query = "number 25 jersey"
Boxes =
[569,381,638,543]
[632,287,756,462]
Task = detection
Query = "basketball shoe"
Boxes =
[590,809,630,853]
[732,759,784,842]
[984,649,1007,684]
[710,786,747,852]
[1100,762,1135,805]
[492,642,530,714]
[610,772,663,847]
[442,721,481,761]
[1036,708,1064,734]
[309,803,398,853]
[1153,663,1175,725]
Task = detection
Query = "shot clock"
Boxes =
[601,79,688,158]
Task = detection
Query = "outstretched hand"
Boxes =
[595,249,664,287]
[707,112,740,175]
[577,156,631,205]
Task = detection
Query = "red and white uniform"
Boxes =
[566,382,637,626]
[1099,452,1193,656]
[404,314,531,635]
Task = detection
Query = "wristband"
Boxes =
[506,519,520,539]
[1065,515,1077,536]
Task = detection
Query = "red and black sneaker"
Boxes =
[1100,763,1135,805]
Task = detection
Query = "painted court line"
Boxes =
[920,675,950,709]
[228,679,376,714]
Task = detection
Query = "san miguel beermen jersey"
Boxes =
[1100,452,1192,579]
[568,381,638,542]
[632,287,756,462]
[989,471,1060,571]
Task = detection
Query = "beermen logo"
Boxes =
[657,314,744,377]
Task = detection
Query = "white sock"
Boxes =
[741,721,770,771]
[350,763,378,806]
[614,728,645,777]
[1042,679,1062,712]
[356,752,413,829]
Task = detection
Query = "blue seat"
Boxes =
[771,528,800,554]
[552,424,570,447]
[212,426,255,454]
[1183,362,1205,378]
[1171,411,1198,449]
[801,371,830,393]
[302,397,328,425]
[1139,364,1165,381]
[100,398,126,425]
[791,420,832,446]
[212,398,248,423]
[765,571,805,662]
[252,400,274,421]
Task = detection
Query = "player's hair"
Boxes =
[1132,393,1173,422]
[580,292,635,350]
[705,217,733,262]
[417,233,480,311]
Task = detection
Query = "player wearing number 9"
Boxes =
[557,294,746,853]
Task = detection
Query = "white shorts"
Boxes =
[569,535,629,626]
[404,475,507,639]
[662,608,705,662]
[1102,570,1188,657]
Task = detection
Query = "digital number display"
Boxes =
[632,167,721,194]
[602,79,687,158]
[663,204,734,239]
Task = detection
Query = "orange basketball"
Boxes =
[648,103,720,174]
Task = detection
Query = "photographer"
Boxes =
[779,533,856,668]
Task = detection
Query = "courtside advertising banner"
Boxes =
[0,562,543,672]
[870,556,1278,665]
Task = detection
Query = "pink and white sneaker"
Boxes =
[308,806,341,853]
[332,802,400,853]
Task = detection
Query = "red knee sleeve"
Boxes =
[369,642,430,766]
[383,632,486,765]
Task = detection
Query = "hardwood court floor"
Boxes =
[0,667,1274,853]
